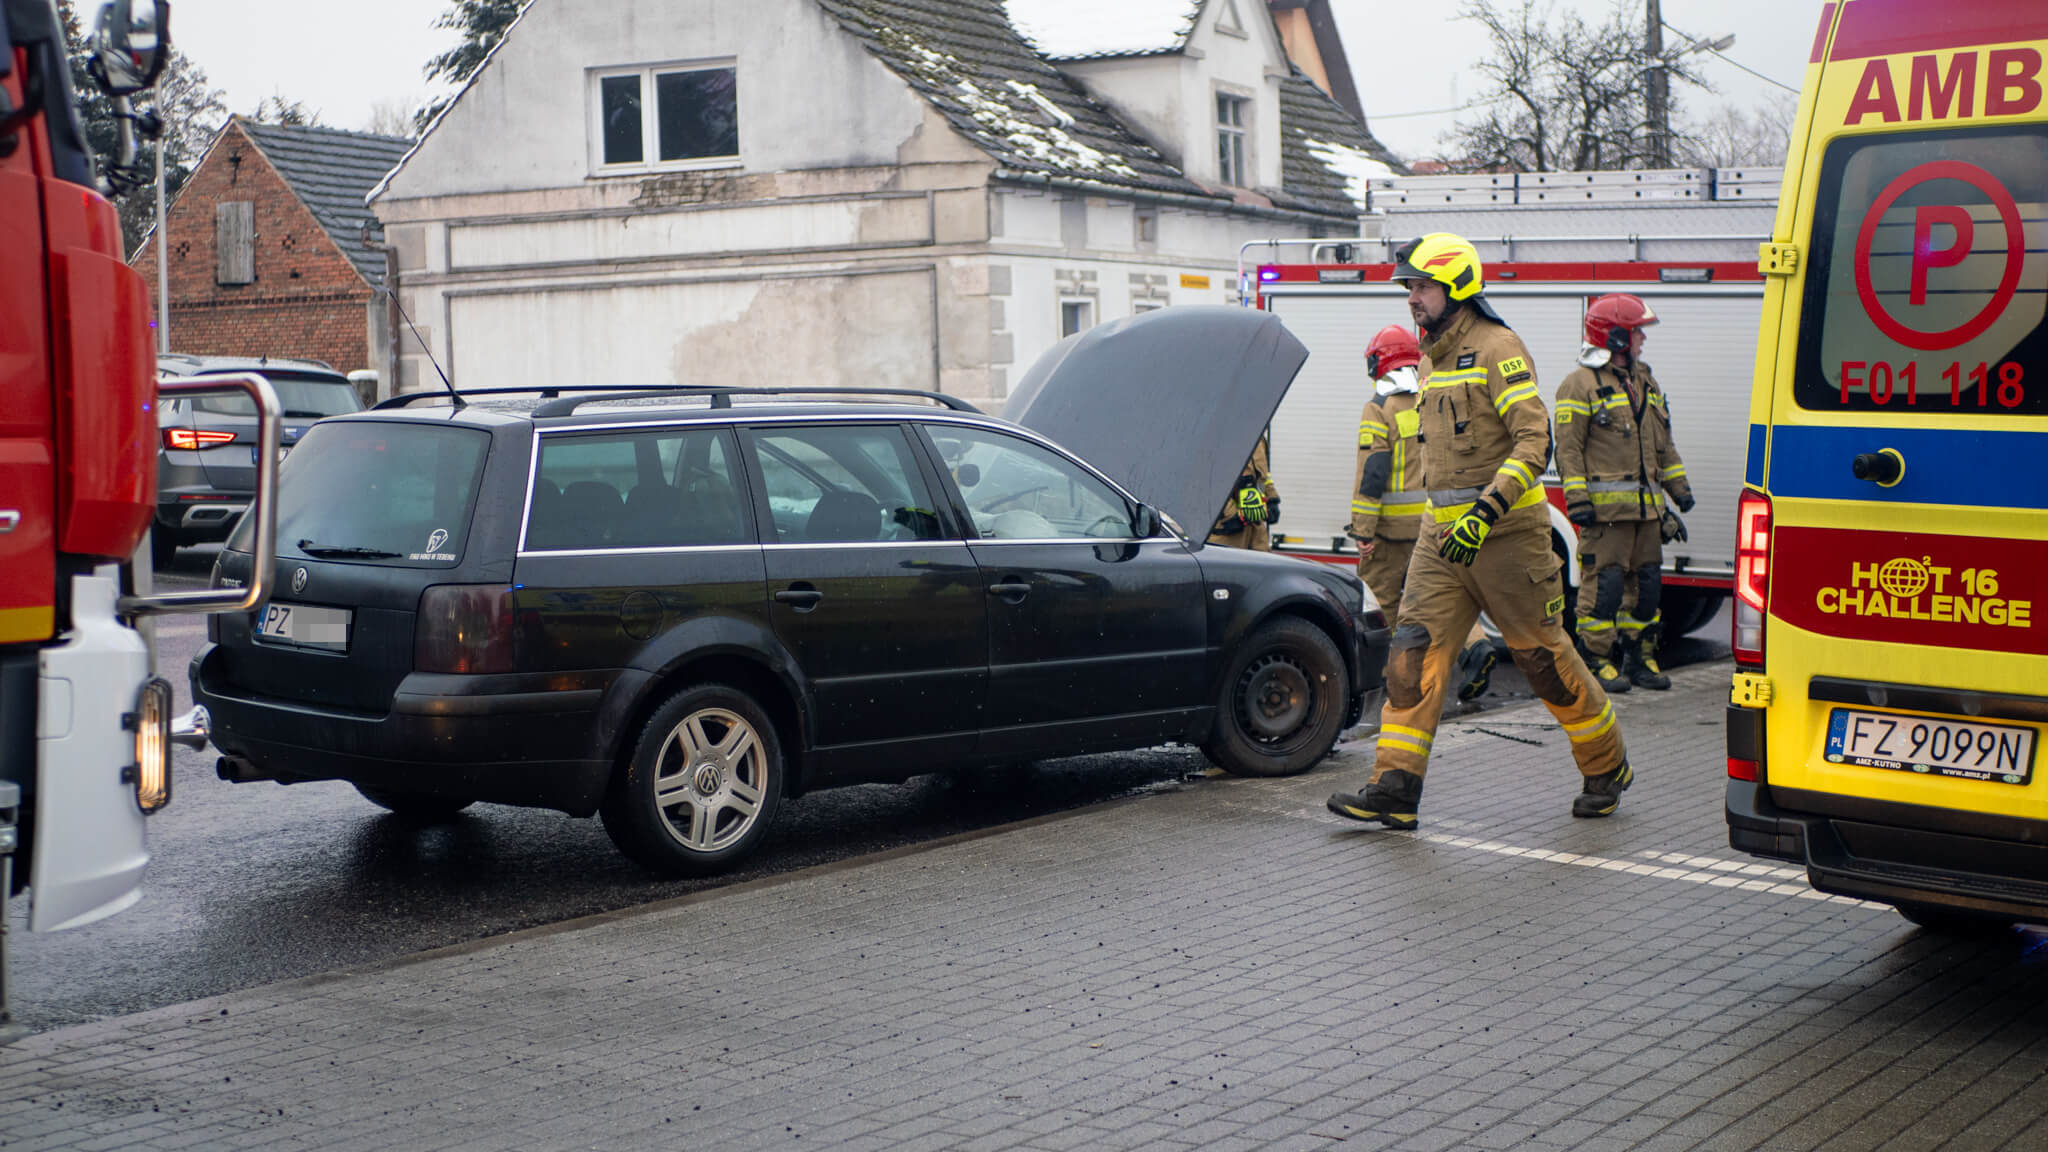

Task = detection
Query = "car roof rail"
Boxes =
[524,385,985,417]
[372,384,984,416]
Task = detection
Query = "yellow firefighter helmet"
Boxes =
[1390,233,1485,301]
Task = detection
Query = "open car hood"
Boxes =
[1005,307,1308,538]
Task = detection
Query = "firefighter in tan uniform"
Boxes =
[1208,433,1280,550]
[1328,233,1632,827]
[1554,294,1695,693]
[1351,324,1496,701]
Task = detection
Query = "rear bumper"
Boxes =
[191,644,625,816]
[1726,706,2048,923]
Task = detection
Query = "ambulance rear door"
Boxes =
[1759,1,2048,822]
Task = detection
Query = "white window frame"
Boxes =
[1059,297,1095,338]
[1216,91,1249,187]
[589,59,741,175]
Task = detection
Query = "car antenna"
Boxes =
[378,286,464,409]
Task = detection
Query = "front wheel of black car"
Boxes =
[601,684,784,875]
[354,785,474,821]
[1204,617,1348,778]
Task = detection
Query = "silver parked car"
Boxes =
[153,354,363,566]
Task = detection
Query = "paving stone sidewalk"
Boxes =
[4,661,2047,1151]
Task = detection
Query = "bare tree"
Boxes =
[1677,94,1797,168]
[363,98,420,140]
[1436,0,1708,172]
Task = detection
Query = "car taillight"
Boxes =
[415,585,519,674]
[165,428,238,450]
[1733,489,1771,669]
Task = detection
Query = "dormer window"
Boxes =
[1216,93,1248,186]
[592,61,740,173]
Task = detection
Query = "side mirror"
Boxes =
[90,0,170,98]
[1134,504,1161,538]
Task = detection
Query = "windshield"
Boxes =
[227,422,490,565]
[190,374,364,419]
[1797,126,2048,415]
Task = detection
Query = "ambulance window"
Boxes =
[1797,126,2048,415]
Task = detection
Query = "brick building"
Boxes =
[132,118,412,377]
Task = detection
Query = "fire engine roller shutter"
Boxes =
[1263,290,1583,549]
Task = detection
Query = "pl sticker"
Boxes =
[410,527,456,562]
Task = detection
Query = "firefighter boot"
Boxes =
[1455,638,1497,702]
[1581,637,1632,695]
[1327,769,1423,830]
[1626,627,1671,691]
[1572,760,1633,818]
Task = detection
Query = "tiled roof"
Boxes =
[815,0,1402,219]
[1274,71,1403,217]
[815,0,1211,199]
[239,119,413,285]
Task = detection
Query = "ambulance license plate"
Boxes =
[1826,709,2036,785]
[253,602,350,652]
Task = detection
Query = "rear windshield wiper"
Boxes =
[296,540,404,559]
[283,409,336,418]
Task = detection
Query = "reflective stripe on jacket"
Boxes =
[1414,306,1553,534]
[1351,392,1428,541]
[1553,360,1692,523]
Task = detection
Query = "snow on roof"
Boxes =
[891,32,1139,177]
[1303,137,1398,212]
[1002,0,1202,59]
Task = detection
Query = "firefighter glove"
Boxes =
[1566,497,1596,528]
[1236,486,1269,525]
[1440,501,1498,566]
[1676,491,1696,513]
[1660,508,1688,544]
[1265,493,1281,527]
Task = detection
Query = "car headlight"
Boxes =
[128,677,174,813]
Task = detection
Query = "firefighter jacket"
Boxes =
[1415,305,1553,535]
[1553,359,1692,523]
[1351,391,1427,542]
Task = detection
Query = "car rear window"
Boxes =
[1797,126,2048,415]
[524,426,749,551]
[189,373,364,418]
[228,422,491,565]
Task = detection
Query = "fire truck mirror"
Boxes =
[89,0,169,98]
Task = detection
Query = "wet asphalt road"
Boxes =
[5,549,1730,1035]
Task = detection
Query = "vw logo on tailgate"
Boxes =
[291,567,308,594]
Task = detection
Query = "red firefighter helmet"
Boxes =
[1584,294,1659,356]
[1364,324,1421,379]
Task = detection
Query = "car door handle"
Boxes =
[774,588,825,610]
[988,581,1031,602]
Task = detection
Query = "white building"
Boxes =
[368,0,1398,410]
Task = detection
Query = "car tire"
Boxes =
[1894,902,2015,935]
[353,785,474,820]
[1203,616,1349,778]
[600,684,784,875]
[150,528,179,570]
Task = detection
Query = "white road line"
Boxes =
[1410,830,1875,906]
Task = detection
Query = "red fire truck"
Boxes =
[1,0,276,1028]
[1245,187,1777,638]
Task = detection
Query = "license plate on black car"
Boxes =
[253,602,350,651]
[1826,708,2036,785]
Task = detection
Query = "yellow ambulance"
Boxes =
[1725,0,2048,931]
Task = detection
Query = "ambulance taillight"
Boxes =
[1733,489,1772,669]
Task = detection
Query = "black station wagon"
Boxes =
[194,308,1390,873]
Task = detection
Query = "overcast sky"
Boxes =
[169,0,1813,162]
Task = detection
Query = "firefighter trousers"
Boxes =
[1575,520,1663,659]
[1368,523,1627,786]
[1359,535,1489,650]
